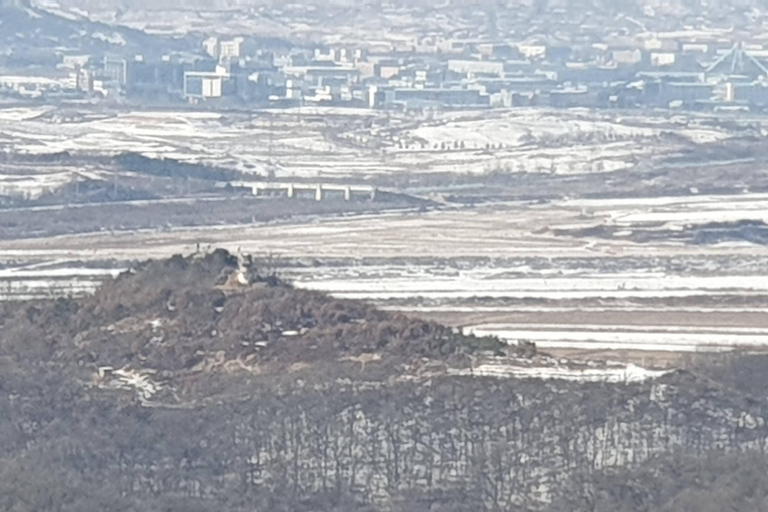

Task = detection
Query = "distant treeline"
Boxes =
[0,151,243,182]
[113,153,241,181]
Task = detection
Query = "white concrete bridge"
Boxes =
[231,181,379,201]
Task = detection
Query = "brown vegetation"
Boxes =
[0,250,511,375]
[1,251,768,511]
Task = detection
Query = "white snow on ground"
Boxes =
[565,192,768,230]
[448,358,670,382]
[0,267,122,301]
[470,323,768,335]
[91,31,127,45]
[465,326,768,352]
[566,192,768,210]
[106,368,162,401]
[394,306,768,314]
[407,111,660,148]
[0,267,121,279]
[313,289,768,300]
[0,107,739,180]
[0,280,103,301]
[0,172,81,199]
[0,107,53,122]
[297,274,768,300]
[613,209,768,225]
[393,109,733,175]
[0,76,66,88]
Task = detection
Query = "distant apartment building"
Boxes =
[374,87,490,109]
[437,40,469,55]
[284,65,361,86]
[130,57,186,97]
[549,87,596,107]
[314,47,358,63]
[474,76,557,95]
[682,43,710,55]
[184,66,234,101]
[220,38,245,59]
[517,44,547,59]
[202,36,258,61]
[60,54,90,70]
[377,61,402,79]
[74,67,94,93]
[203,37,220,59]
[612,49,643,66]
[546,46,572,63]
[447,59,505,76]
[651,53,676,67]
[103,56,128,86]
[477,43,519,59]
[727,81,768,106]
[103,55,187,97]
[561,63,634,84]
[285,79,304,100]
[355,61,377,78]
[655,82,714,107]
[644,39,679,52]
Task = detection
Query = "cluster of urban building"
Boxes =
[6,31,768,112]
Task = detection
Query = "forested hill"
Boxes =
[4,249,510,376]
[0,0,177,53]
[2,250,768,511]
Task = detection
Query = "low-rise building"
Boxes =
[376,87,490,109]
[655,82,715,107]
[184,66,234,101]
[203,37,219,59]
[518,44,547,59]
[729,81,768,107]
[447,59,505,76]
[612,49,643,66]
[651,53,677,67]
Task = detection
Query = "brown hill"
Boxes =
[1,250,516,380]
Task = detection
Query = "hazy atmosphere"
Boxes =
[2,0,768,510]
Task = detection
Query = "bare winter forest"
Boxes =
[0,251,767,511]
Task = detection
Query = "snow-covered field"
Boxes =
[1,191,767,354]
[0,190,765,259]
[0,172,74,199]
[0,107,54,122]
[386,109,734,176]
[296,274,768,301]
[613,208,768,225]
[0,264,120,301]
[0,106,745,188]
[448,357,670,382]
